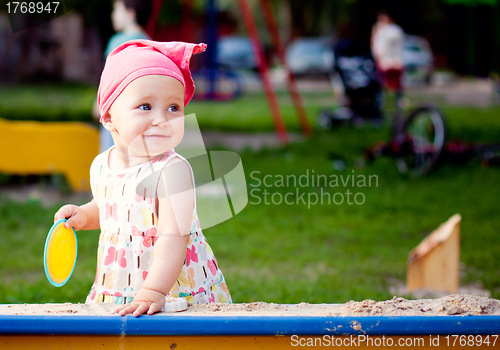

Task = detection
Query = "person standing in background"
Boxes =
[104,0,152,57]
[93,0,152,153]
[371,11,405,105]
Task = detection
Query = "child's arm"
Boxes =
[54,199,100,230]
[115,159,194,316]
[115,234,189,316]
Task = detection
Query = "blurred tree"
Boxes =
[288,0,327,38]
[69,0,113,53]
[441,0,499,76]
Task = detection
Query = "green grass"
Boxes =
[0,85,499,304]
[440,106,500,142]
[216,123,500,303]
[0,84,97,123]
[0,200,100,303]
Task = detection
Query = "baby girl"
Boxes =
[54,40,231,316]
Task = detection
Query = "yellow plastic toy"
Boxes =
[44,219,78,287]
[0,117,99,191]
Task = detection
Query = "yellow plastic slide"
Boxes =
[0,117,99,191]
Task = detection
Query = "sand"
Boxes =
[1,294,499,317]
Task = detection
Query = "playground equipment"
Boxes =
[239,0,313,143]
[0,117,99,191]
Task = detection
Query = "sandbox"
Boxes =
[1,294,499,349]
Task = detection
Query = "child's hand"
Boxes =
[114,289,166,317]
[54,205,89,231]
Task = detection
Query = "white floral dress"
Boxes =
[85,147,231,305]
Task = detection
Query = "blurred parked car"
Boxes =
[285,37,335,77]
[216,36,258,70]
[402,35,434,85]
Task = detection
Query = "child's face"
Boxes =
[111,0,135,32]
[105,75,185,158]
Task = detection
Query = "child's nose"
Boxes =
[151,111,168,126]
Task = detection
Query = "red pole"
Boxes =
[180,0,195,42]
[145,0,164,39]
[259,0,313,137]
[238,0,288,145]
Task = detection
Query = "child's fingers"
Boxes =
[114,305,127,314]
[64,214,83,230]
[54,207,70,222]
[147,302,163,315]
[54,205,77,223]
[133,303,150,317]
[54,205,87,230]
[116,302,149,316]
[114,298,163,316]
[117,304,137,316]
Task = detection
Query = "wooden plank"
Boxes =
[407,214,461,294]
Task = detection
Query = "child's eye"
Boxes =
[167,105,179,112]
[139,104,151,111]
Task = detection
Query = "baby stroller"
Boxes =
[318,39,383,129]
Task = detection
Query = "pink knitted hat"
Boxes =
[98,40,207,120]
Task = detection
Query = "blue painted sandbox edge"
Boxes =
[0,315,499,336]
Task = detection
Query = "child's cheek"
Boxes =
[171,120,185,148]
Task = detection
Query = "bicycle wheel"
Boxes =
[395,106,446,176]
